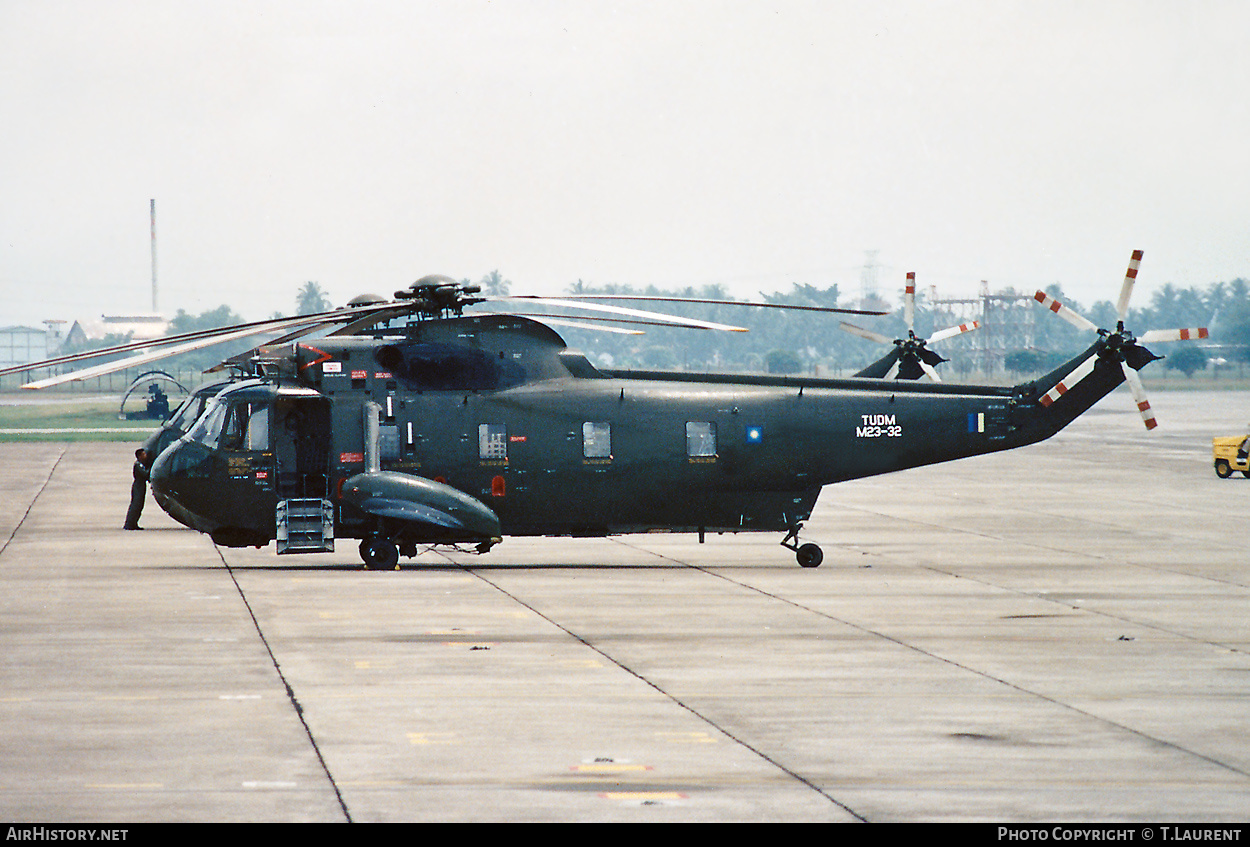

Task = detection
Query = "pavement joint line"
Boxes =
[832,493,1247,561]
[0,445,66,558]
[214,545,353,823]
[626,538,1250,787]
[823,502,1118,563]
[813,504,1250,650]
[911,561,1250,658]
[450,551,870,823]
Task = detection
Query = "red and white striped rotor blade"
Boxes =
[1038,355,1097,408]
[1116,249,1143,323]
[928,320,981,344]
[839,321,893,345]
[1120,361,1158,430]
[904,272,916,333]
[1034,291,1100,333]
[1138,327,1209,343]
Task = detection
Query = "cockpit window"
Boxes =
[169,393,209,432]
[188,397,272,452]
[188,399,228,449]
[166,383,232,433]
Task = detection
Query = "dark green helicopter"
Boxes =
[7,252,1206,569]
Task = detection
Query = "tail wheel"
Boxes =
[361,537,400,570]
[781,525,823,568]
[796,543,824,568]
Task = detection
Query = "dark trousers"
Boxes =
[125,480,146,529]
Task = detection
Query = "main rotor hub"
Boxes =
[394,275,486,320]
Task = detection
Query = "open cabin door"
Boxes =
[272,393,334,554]
[274,395,331,497]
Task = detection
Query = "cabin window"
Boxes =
[686,422,717,457]
[245,406,270,451]
[582,422,611,458]
[479,424,507,459]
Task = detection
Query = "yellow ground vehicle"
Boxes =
[1212,435,1250,478]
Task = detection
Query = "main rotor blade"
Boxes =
[1138,327,1209,343]
[1,301,401,381]
[521,317,645,335]
[1120,360,1158,430]
[838,321,893,345]
[21,319,322,390]
[1033,291,1100,333]
[904,272,916,333]
[498,297,748,331]
[207,313,397,373]
[1038,354,1097,408]
[502,311,703,331]
[919,360,942,382]
[326,305,414,337]
[928,320,981,344]
[1116,250,1143,323]
[526,294,889,317]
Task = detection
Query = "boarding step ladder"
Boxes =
[276,498,335,554]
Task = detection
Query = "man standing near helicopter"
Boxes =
[124,448,149,530]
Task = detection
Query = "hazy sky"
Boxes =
[3,0,1248,330]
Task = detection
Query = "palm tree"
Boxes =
[297,282,332,315]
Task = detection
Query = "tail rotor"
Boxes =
[1033,250,1208,430]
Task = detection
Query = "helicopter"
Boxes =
[4,252,1206,568]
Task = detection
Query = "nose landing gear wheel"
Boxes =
[361,537,400,570]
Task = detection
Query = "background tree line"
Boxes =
[61,272,1249,385]
[519,274,1250,380]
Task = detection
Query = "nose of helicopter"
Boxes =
[147,440,183,508]
[146,439,210,532]
[147,438,189,496]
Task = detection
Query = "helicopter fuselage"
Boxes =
[148,314,1132,562]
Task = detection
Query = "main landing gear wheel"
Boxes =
[360,537,400,570]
